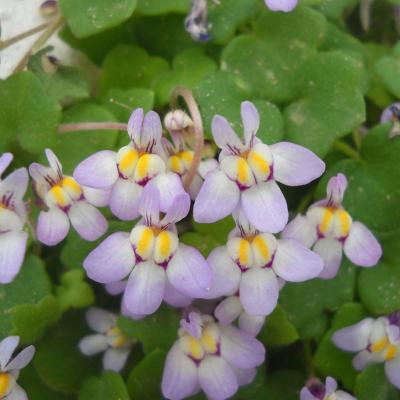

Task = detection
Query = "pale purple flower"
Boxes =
[264,0,298,12]
[0,153,29,284]
[29,149,108,246]
[380,102,400,139]
[84,184,211,317]
[332,314,400,389]
[0,336,35,399]
[161,311,264,400]
[205,209,323,317]
[283,173,382,279]
[215,295,266,336]
[185,0,211,42]
[300,376,355,400]
[79,308,133,372]
[193,101,325,233]
[74,108,186,221]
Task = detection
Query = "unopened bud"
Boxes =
[164,110,193,132]
[39,0,58,17]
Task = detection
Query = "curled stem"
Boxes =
[58,122,128,133]
[170,86,204,191]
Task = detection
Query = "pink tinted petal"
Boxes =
[325,376,338,395]
[4,345,35,372]
[300,388,315,400]
[239,267,279,316]
[211,115,244,153]
[0,231,27,284]
[332,318,374,352]
[241,181,288,233]
[270,142,325,186]
[122,261,166,315]
[238,313,265,336]
[344,222,382,267]
[206,247,241,299]
[0,153,13,176]
[109,178,141,220]
[241,101,259,146]
[37,208,70,246]
[0,168,29,202]
[385,358,400,389]
[151,172,186,213]
[103,348,130,372]
[215,296,243,325]
[326,173,348,207]
[139,111,162,149]
[127,108,144,143]
[281,214,318,248]
[161,344,198,400]
[105,281,126,296]
[161,192,191,226]
[198,158,219,179]
[83,186,111,207]
[352,350,376,371]
[73,151,118,188]
[265,0,298,12]
[139,183,161,225]
[163,280,192,308]
[0,336,19,370]
[167,245,211,298]
[79,334,108,356]
[68,201,108,241]
[230,365,257,386]
[193,169,240,223]
[84,232,134,284]
[273,239,323,282]
[86,307,116,333]
[180,312,203,339]
[313,238,343,279]
[198,356,238,400]
[220,325,265,369]
[45,148,62,176]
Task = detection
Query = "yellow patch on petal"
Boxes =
[201,327,218,354]
[247,150,270,178]
[236,157,250,185]
[371,337,388,353]
[238,239,251,267]
[61,176,82,199]
[168,155,184,175]
[49,185,67,207]
[185,336,204,360]
[319,207,334,234]
[136,227,155,258]
[155,231,171,259]
[107,326,130,348]
[252,235,270,264]
[180,151,194,169]
[0,373,10,397]
[119,148,139,176]
[385,344,398,361]
[335,209,352,237]
[136,154,151,180]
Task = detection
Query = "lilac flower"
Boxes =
[79,308,133,372]
[161,311,264,400]
[205,209,323,317]
[29,149,108,246]
[215,295,266,336]
[0,336,35,399]
[264,0,298,12]
[0,153,29,284]
[74,108,186,221]
[193,101,325,233]
[283,173,382,279]
[380,102,400,139]
[332,314,400,389]
[185,0,211,42]
[300,376,355,400]
[84,185,211,317]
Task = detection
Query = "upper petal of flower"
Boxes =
[211,115,244,154]
[0,153,13,177]
[139,183,161,226]
[3,345,35,372]
[86,307,116,334]
[151,171,186,213]
[44,148,63,178]
[160,192,190,227]
[264,0,298,12]
[127,108,144,143]
[0,336,19,370]
[241,101,259,147]
[325,173,348,207]
[0,168,29,205]
[282,214,318,248]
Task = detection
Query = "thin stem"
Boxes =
[0,20,53,50]
[170,86,204,191]
[13,15,65,73]
[333,139,361,161]
[58,122,128,133]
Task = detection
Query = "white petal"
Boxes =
[109,179,142,221]
[78,334,108,356]
[82,186,112,207]
[215,297,243,325]
[86,308,116,333]
[0,231,27,284]
[238,313,265,336]
[281,214,318,248]
[5,385,28,400]
[103,348,130,372]
[332,318,374,352]
[37,208,70,246]
[352,350,376,371]
[0,336,19,370]
[313,238,343,279]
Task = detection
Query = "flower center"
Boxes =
[45,176,83,210]
[370,336,398,361]
[0,373,15,398]
[106,326,130,348]
[167,151,194,175]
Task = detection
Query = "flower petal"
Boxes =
[139,183,161,225]
[239,267,279,316]
[68,201,108,241]
[220,325,265,369]
[230,365,257,386]
[300,388,316,400]
[73,150,118,188]
[332,318,374,352]
[122,261,166,315]
[264,0,298,12]
[211,115,244,153]
[37,208,70,246]
[238,313,265,336]
[0,336,19,370]
[206,247,241,299]
[352,349,376,371]
[105,281,126,296]
[103,348,130,372]
[273,239,323,282]
[0,231,27,284]
[160,192,191,226]
[79,334,108,356]
[84,232,134,284]
[167,244,211,298]
[139,110,162,149]
[109,178,142,220]
[151,172,186,213]
[344,222,382,267]
[335,390,356,400]
[161,344,198,400]
[5,384,28,400]
[193,169,240,223]
[127,108,144,143]
[313,237,343,279]
[215,296,243,325]
[4,345,35,372]
[0,168,29,202]
[198,355,238,400]
[241,101,259,146]
[385,358,400,389]
[45,148,63,176]
[0,152,13,176]
[281,214,318,248]
[163,280,192,308]
[270,142,325,186]
[86,307,116,333]
[82,186,111,207]
[241,181,288,233]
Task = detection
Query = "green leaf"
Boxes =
[180,232,222,257]
[56,270,95,312]
[192,216,235,238]
[54,102,119,174]
[0,255,60,342]
[59,0,137,38]
[34,311,102,394]
[263,370,307,400]
[0,71,61,153]
[317,0,358,20]
[100,45,169,94]
[79,371,130,400]
[136,0,190,15]
[118,304,179,353]
[375,42,400,98]
[126,348,166,399]
[354,364,399,400]
[28,47,90,103]
[259,305,299,346]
